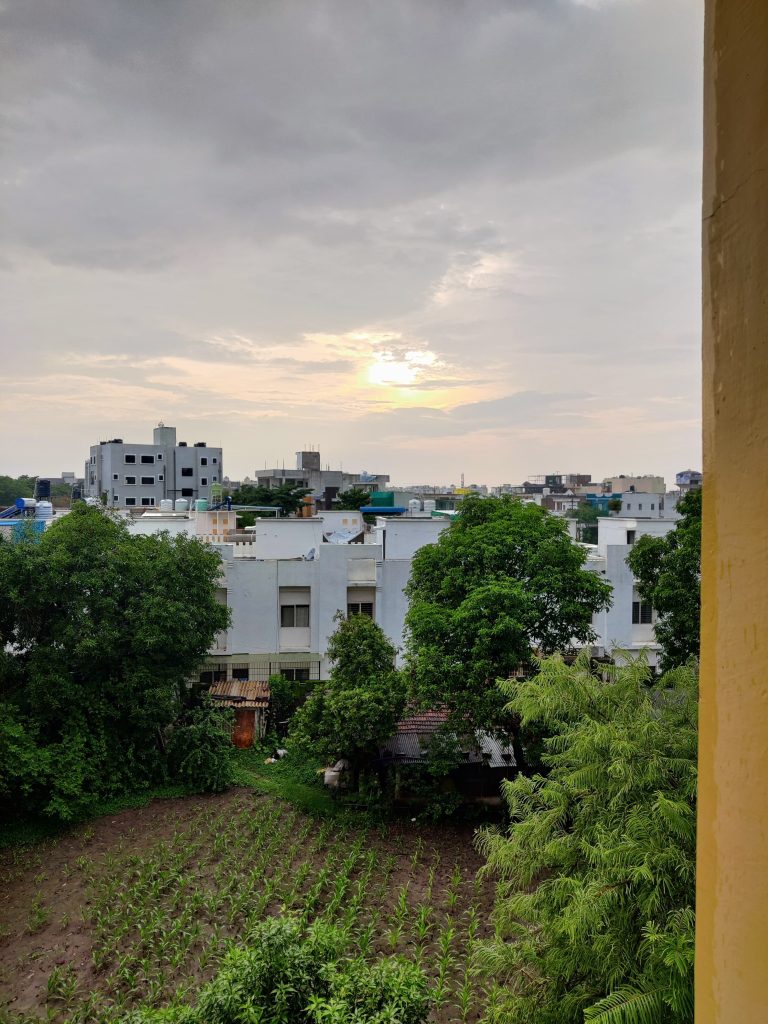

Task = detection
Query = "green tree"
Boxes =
[476,653,697,1024]
[0,504,230,820]
[231,482,312,518]
[334,487,372,511]
[290,613,405,789]
[404,496,612,731]
[0,475,35,507]
[627,489,702,670]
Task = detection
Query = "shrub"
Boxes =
[167,698,234,793]
[130,916,430,1024]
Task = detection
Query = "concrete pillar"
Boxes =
[697,2,768,1021]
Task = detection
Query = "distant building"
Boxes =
[602,475,666,495]
[254,450,389,509]
[675,469,703,493]
[84,424,223,509]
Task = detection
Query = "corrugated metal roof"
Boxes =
[378,726,516,769]
[209,680,270,709]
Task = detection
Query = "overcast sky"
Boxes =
[0,0,703,487]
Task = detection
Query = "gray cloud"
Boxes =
[0,0,703,485]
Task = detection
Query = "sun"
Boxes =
[367,357,419,387]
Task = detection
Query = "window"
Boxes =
[141,476,154,485]
[632,601,654,625]
[213,457,218,464]
[112,494,119,502]
[626,503,631,510]
[113,473,118,480]
[157,453,163,461]
[140,455,155,464]
[181,467,193,477]
[281,667,310,682]
[231,666,249,681]
[199,669,226,685]
[124,454,136,464]
[626,529,636,545]
[280,604,310,628]
[213,476,218,482]
[125,497,137,506]
[200,457,208,466]
[651,503,655,511]
[201,477,208,486]
[638,503,643,511]
[158,474,164,481]
[141,497,155,507]
[125,475,136,485]
[181,487,193,497]
[347,602,374,618]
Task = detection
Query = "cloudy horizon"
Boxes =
[0,0,703,487]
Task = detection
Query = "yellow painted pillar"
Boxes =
[698,2,768,1021]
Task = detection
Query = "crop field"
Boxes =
[0,789,497,1023]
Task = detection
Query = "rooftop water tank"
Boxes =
[15,497,36,510]
[195,498,209,512]
[408,499,422,515]
[35,479,51,500]
[34,501,53,520]
[423,499,436,513]
[159,499,173,512]
[174,499,189,512]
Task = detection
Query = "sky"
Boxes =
[0,0,704,488]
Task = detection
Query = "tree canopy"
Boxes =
[229,482,312,518]
[0,504,230,820]
[404,496,612,730]
[627,489,701,671]
[290,612,405,787]
[477,653,697,1024]
[334,487,372,511]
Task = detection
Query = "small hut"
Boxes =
[376,710,517,807]
[209,680,270,748]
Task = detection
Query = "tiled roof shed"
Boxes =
[209,680,270,710]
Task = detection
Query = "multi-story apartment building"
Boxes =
[84,423,223,509]
[255,449,389,508]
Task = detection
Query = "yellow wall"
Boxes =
[697,2,768,1021]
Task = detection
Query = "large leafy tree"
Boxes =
[230,482,311,517]
[476,653,697,1024]
[404,496,612,729]
[627,489,701,671]
[0,504,229,820]
[290,613,405,788]
[334,487,372,511]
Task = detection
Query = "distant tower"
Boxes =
[461,472,465,489]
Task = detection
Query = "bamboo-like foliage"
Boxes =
[475,652,697,1024]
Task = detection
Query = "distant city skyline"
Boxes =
[0,1,703,485]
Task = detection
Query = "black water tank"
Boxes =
[72,485,82,501]
[35,479,51,499]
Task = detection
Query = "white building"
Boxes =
[84,424,223,509]
[122,500,679,682]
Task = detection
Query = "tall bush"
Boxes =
[476,653,697,1024]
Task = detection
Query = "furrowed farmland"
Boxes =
[0,790,497,1023]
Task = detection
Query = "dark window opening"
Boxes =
[124,454,136,464]
[141,497,155,507]
[125,497,136,506]
[181,467,193,477]
[181,487,194,497]
[141,455,155,464]
[200,457,208,466]
[632,601,654,625]
[141,476,154,485]
[201,477,208,486]
[231,667,249,681]
[347,602,374,618]
[281,604,310,628]
[125,476,136,485]
[281,667,310,682]
[626,529,636,545]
